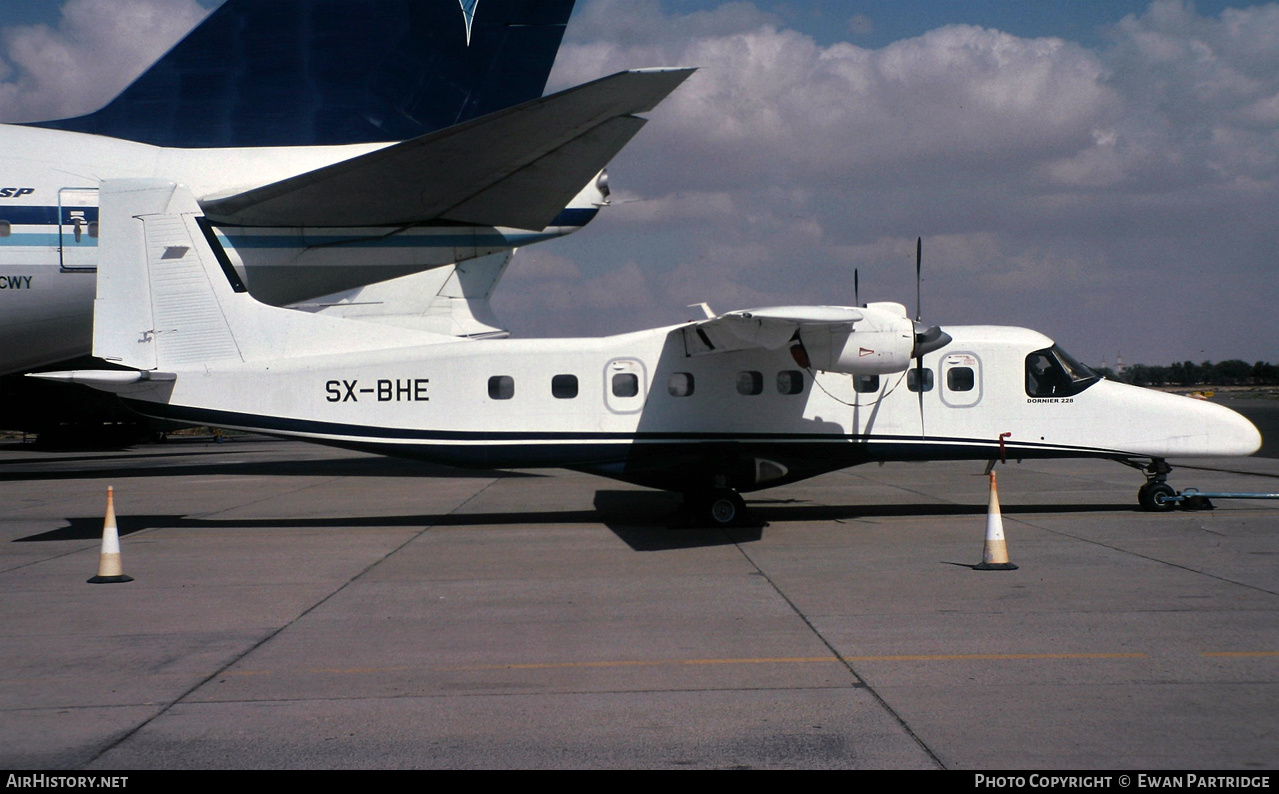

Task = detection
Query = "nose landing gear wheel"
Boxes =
[1138,482,1177,512]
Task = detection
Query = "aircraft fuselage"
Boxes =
[111,323,1262,494]
[0,124,596,375]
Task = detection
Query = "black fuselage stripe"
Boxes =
[125,400,1134,458]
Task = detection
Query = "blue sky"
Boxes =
[2,0,1277,366]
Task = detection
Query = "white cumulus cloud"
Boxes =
[517,0,1279,365]
[0,0,209,122]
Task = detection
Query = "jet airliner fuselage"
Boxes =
[0,123,603,374]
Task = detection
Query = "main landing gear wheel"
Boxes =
[1138,482,1177,512]
[682,488,748,527]
[707,489,745,526]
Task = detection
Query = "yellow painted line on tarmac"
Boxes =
[453,656,837,672]
[215,651,1279,678]
[843,653,1148,662]
[14,652,1271,686]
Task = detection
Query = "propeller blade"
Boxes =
[854,268,860,307]
[916,355,925,438]
[915,236,922,323]
[916,237,924,435]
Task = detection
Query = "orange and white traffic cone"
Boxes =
[88,486,133,584]
[974,471,1018,571]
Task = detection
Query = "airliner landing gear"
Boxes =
[1135,459,1176,512]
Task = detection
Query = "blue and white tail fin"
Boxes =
[28,0,576,148]
[92,180,451,373]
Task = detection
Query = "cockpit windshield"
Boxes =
[1025,345,1100,398]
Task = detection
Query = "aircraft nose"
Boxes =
[1208,402,1263,456]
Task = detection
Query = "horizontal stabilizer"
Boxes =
[25,370,176,397]
[201,69,695,230]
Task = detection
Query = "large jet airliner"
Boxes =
[0,0,688,437]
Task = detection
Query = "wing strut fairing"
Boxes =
[200,69,696,231]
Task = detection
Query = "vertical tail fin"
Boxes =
[94,180,244,370]
[29,0,576,148]
[93,179,453,371]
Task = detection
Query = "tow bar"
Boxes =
[1158,488,1279,510]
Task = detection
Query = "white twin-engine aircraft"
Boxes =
[36,181,1262,525]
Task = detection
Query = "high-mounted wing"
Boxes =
[682,303,944,376]
[201,69,695,230]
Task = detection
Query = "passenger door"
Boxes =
[58,187,98,272]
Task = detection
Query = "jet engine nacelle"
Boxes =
[797,304,916,375]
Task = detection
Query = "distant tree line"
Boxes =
[1092,360,1279,387]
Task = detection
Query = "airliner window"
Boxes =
[552,374,578,399]
[1025,346,1099,398]
[89,222,99,238]
[907,368,934,392]
[612,373,639,398]
[853,374,880,393]
[947,367,975,392]
[0,221,9,237]
[737,371,763,396]
[488,375,514,400]
[668,372,694,397]
[777,370,804,395]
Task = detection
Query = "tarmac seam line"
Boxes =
[77,474,502,768]
[730,536,948,770]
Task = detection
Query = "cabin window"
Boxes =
[947,366,975,392]
[668,372,694,397]
[1025,346,1099,398]
[552,374,579,399]
[0,221,9,237]
[776,370,804,395]
[89,222,99,239]
[907,367,934,392]
[488,375,514,400]
[736,371,763,396]
[853,374,880,393]
[612,373,639,398]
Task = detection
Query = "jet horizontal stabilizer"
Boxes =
[201,69,695,230]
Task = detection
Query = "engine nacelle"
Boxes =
[797,306,915,375]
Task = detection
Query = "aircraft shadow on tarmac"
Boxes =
[16,489,1136,549]
[0,450,541,482]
